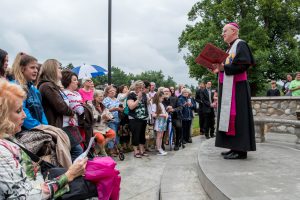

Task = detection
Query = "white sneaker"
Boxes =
[157,149,167,156]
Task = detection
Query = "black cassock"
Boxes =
[215,40,256,152]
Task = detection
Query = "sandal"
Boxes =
[134,153,142,158]
[141,152,149,157]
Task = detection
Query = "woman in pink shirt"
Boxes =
[78,77,94,103]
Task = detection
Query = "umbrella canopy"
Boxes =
[72,64,107,79]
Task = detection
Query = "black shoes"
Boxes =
[187,138,192,143]
[221,150,233,156]
[223,151,247,160]
[205,135,210,139]
[174,146,179,151]
[210,134,215,138]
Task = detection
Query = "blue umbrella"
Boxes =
[72,64,107,79]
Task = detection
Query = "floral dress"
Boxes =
[151,103,167,132]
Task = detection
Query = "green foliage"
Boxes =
[64,63,74,70]
[179,0,300,96]
[93,66,177,88]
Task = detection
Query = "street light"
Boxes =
[108,0,112,85]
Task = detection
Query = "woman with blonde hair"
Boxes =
[37,59,74,128]
[37,59,85,161]
[0,80,90,199]
[12,52,48,130]
[127,80,149,158]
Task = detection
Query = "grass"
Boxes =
[192,115,201,137]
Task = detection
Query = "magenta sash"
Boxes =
[219,71,247,136]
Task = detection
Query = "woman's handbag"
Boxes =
[8,139,98,200]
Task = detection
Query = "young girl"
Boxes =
[151,91,168,156]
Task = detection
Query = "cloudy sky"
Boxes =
[1,0,199,86]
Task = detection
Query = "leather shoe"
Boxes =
[210,134,215,138]
[224,152,247,159]
[187,139,192,143]
[174,146,179,151]
[205,135,210,139]
[221,150,233,156]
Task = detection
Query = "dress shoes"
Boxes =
[205,135,210,139]
[210,134,215,138]
[221,150,233,156]
[187,138,192,143]
[174,146,179,151]
[224,152,247,160]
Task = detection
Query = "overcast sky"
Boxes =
[1,0,199,86]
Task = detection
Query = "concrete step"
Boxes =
[198,139,300,200]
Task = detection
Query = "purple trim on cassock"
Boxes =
[219,71,247,136]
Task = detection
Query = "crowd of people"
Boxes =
[266,73,300,96]
[0,48,201,198]
[0,21,298,198]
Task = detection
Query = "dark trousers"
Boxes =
[182,120,192,142]
[172,119,182,146]
[203,112,215,137]
[198,110,205,133]
[129,119,147,146]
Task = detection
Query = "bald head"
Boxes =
[222,24,239,44]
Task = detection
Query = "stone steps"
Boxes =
[197,138,300,200]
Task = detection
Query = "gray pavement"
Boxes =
[160,136,210,200]
[116,136,210,200]
[198,136,300,200]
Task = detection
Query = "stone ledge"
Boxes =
[251,96,300,100]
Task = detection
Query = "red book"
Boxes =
[195,43,229,70]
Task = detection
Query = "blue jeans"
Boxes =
[71,144,83,162]
[107,121,119,149]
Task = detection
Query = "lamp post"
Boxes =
[108,0,112,85]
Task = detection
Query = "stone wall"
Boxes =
[251,96,300,134]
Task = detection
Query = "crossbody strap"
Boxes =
[6,138,41,164]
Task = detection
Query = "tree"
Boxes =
[93,66,131,86]
[134,70,177,88]
[179,0,300,96]
[93,67,178,89]
[64,63,74,70]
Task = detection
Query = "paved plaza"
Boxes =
[116,133,300,200]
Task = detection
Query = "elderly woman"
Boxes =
[103,85,122,156]
[0,80,88,199]
[78,78,94,103]
[127,80,149,158]
[178,88,196,144]
[91,90,116,156]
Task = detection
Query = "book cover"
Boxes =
[195,43,229,70]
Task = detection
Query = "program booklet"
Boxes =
[195,43,229,70]
[73,136,95,163]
